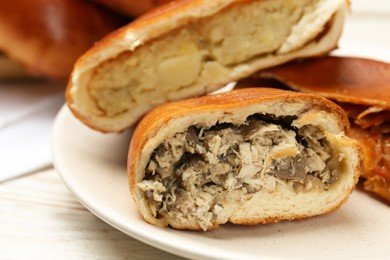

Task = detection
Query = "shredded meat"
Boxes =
[137,114,337,230]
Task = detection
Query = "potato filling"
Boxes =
[138,114,340,230]
[88,0,323,117]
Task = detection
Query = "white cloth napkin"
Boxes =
[0,80,64,182]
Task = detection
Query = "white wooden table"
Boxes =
[0,168,184,259]
[1,1,389,259]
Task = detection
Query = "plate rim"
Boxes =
[52,42,390,260]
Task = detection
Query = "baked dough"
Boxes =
[67,0,349,132]
[0,0,124,80]
[257,56,390,109]
[250,56,390,201]
[348,124,390,201]
[128,88,361,231]
[91,0,172,17]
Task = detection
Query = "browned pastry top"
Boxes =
[259,56,390,109]
[91,0,173,17]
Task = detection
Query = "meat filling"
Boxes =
[138,114,339,230]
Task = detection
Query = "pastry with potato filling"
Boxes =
[67,0,348,132]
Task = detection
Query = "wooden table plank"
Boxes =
[0,169,185,260]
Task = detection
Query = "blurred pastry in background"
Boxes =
[0,0,127,81]
[239,56,390,202]
[90,0,172,17]
[0,54,31,80]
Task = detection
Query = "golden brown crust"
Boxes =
[0,0,125,80]
[348,125,390,201]
[65,86,113,134]
[257,56,390,109]
[337,103,390,129]
[91,0,173,17]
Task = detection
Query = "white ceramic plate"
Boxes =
[52,43,390,260]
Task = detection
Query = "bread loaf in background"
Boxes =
[0,0,125,80]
